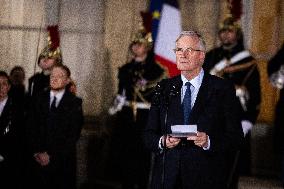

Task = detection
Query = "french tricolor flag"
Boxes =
[150,0,182,77]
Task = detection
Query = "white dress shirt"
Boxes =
[0,97,8,117]
[50,89,65,108]
[181,69,204,107]
[159,69,210,150]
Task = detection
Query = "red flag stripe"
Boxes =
[155,55,180,77]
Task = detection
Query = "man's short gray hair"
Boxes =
[176,30,206,51]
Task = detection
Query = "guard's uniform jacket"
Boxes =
[204,43,261,124]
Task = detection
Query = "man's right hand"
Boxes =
[162,135,181,149]
[34,152,50,166]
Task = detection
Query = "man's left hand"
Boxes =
[187,131,208,148]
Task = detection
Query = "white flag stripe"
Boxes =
[154,4,182,63]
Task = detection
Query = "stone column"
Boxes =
[250,0,282,123]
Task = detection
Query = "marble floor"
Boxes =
[79,176,283,189]
[238,176,283,189]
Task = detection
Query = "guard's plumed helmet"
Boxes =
[219,16,243,41]
[218,16,242,40]
[38,25,62,64]
[131,25,153,50]
[130,11,153,49]
[219,17,240,31]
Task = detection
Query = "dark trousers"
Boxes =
[281,152,284,187]
[227,133,251,189]
[26,156,76,189]
[0,153,24,189]
[273,100,284,187]
[109,107,151,189]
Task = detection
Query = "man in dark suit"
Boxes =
[144,30,243,189]
[27,64,83,189]
[0,71,25,189]
[267,43,284,187]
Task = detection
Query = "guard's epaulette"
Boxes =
[223,60,257,74]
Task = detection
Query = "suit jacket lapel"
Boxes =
[48,90,70,114]
[189,73,210,124]
[56,91,69,113]
[43,91,51,115]
[167,76,183,129]
[165,74,213,131]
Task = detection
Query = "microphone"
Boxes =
[152,79,182,106]
[151,82,164,106]
[165,80,182,105]
[169,84,180,97]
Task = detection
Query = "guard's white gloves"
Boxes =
[108,94,126,115]
[241,120,253,137]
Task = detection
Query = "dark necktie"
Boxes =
[183,82,191,124]
[50,96,57,112]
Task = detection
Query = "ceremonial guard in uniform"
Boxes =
[108,26,167,189]
[28,26,62,98]
[267,43,284,187]
[203,17,261,189]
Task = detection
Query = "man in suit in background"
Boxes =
[27,64,83,189]
[144,30,243,189]
[0,71,25,188]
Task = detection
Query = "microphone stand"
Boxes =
[161,103,169,189]
[161,85,178,189]
[150,83,165,189]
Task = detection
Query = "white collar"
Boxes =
[181,69,204,89]
[0,96,8,104]
[50,89,65,105]
[0,97,8,116]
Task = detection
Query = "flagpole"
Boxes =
[31,13,44,96]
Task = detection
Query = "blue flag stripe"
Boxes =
[164,0,179,8]
[150,0,163,43]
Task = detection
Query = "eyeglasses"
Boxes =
[173,47,203,54]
